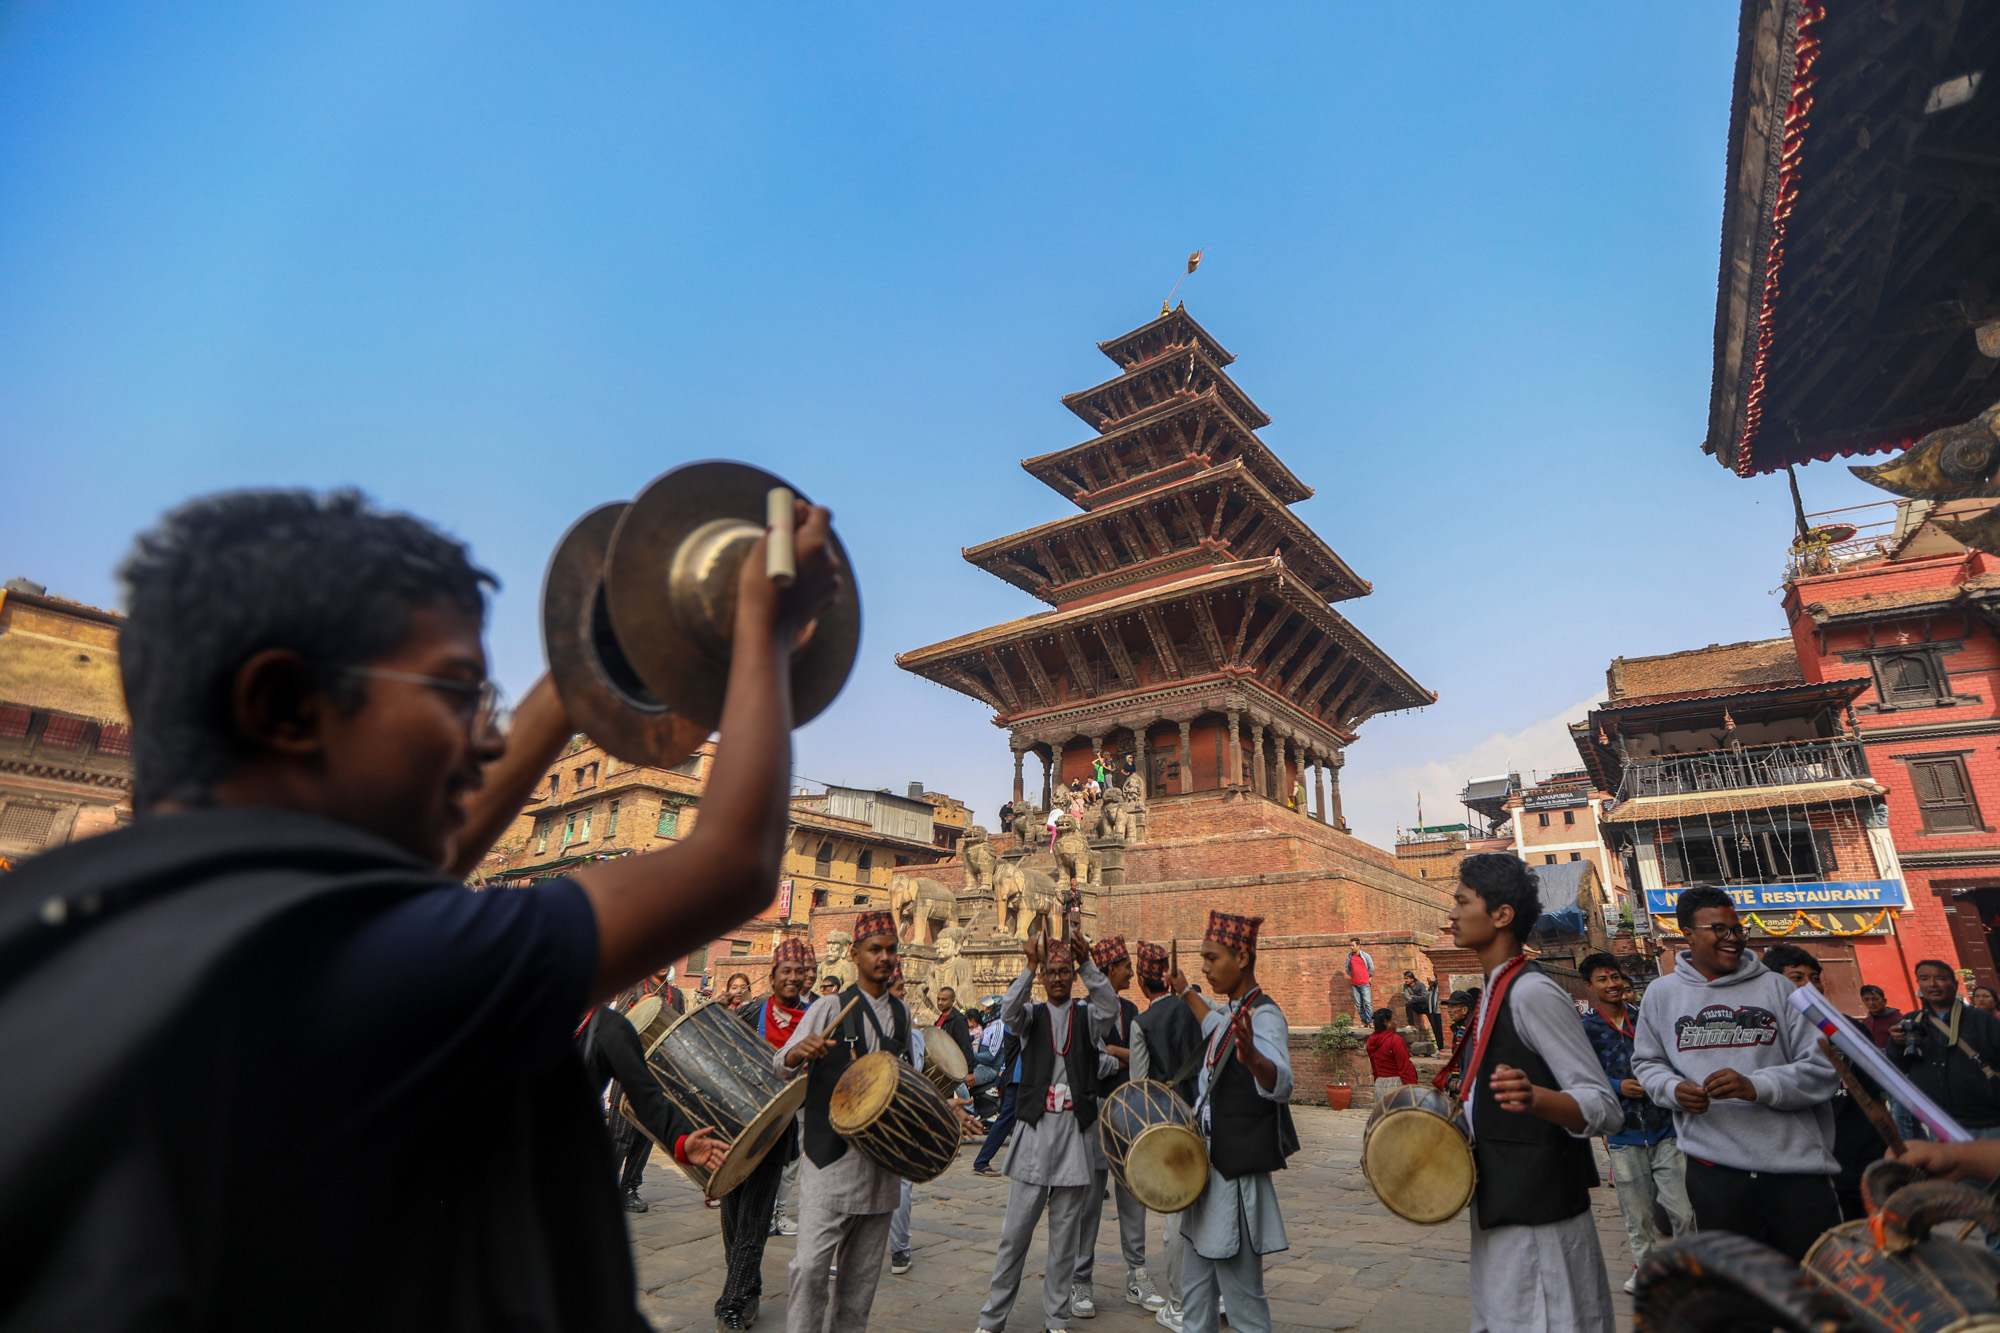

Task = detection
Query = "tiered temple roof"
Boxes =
[897,308,1431,801]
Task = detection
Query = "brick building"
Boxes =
[895,307,1448,1025]
[0,581,132,864]
[1394,823,1471,883]
[1783,504,2000,992]
[1572,638,1907,1012]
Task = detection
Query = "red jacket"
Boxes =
[1366,1030,1418,1084]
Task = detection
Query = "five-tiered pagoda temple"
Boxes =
[898,306,1433,819]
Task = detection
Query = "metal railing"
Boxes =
[1617,737,1869,800]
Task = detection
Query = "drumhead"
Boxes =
[706,1076,809,1199]
[926,1034,969,1084]
[625,995,662,1035]
[829,1051,902,1134]
[1124,1123,1209,1213]
[1362,1107,1475,1225]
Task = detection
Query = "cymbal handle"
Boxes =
[766,487,796,589]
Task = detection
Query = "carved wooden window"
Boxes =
[605,799,619,838]
[1847,642,1965,711]
[39,715,85,749]
[0,803,57,845]
[815,840,834,875]
[534,818,550,855]
[657,804,680,838]
[1911,756,1985,832]
[857,849,874,880]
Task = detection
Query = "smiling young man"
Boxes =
[1631,887,1841,1262]
[1446,854,1622,1333]
[753,940,816,1243]
[0,489,839,1331]
[1576,952,1691,1293]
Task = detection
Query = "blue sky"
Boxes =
[0,2,1897,845]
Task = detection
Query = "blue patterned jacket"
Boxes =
[1581,1002,1676,1147]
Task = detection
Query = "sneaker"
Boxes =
[1154,1304,1184,1332]
[775,1216,798,1236]
[1070,1283,1096,1319]
[1126,1268,1166,1312]
[891,1250,913,1275]
[623,1189,649,1213]
[1623,1272,1639,1295]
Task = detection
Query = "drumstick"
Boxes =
[832,993,862,1028]
[1819,1037,1905,1155]
[766,487,796,588]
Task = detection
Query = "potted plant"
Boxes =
[1311,1014,1366,1109]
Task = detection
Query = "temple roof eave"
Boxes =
[1059,348,1272,433]
[1095,305,1236,371]
[958,460,1369,605]
[1019,393,1313,508]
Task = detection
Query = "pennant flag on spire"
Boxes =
[1187,249,1203,273]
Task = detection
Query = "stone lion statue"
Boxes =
[822,931,857,990]
[1008,802,1044,849]
[892,877,956,944]
[1050,812,1101,888]
[961,823,997,894]
[1095,787,1129,842]
[997,861,1063,941]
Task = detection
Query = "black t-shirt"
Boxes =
[14,865,609,1331]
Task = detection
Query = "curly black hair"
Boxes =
[1760,943,1820,977]
[1458,853,1541,941]
[1675,885,1736,933]
[1577,952,1624,983]
[118,489,494,810]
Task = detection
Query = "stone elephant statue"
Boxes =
[892,877,956,944]
[997,861,1063,941]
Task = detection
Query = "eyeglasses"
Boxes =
[1695,922,1748,939]
[345,668,507,742]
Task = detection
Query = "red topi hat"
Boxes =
[1204,910,1263,955]
[1135,941,1170,984]
[853,910,897,945]
[1089,936,1129,970]
[773,937,816,966]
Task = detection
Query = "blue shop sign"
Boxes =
[1643,880,1908,915]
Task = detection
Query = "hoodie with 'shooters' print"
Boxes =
[1631,949,1840,1175]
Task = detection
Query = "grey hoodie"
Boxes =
[1631,950,1838,1175]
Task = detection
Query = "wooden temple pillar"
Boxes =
[1177,719,1193,795]
[1040,745,1053,812]
[1226,709,1243,787]
[1315,753,1329,824]
[1250,723,1266,796]
[1329,749,1346,830]
[1012,746,1026,807]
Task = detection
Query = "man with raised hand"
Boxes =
[1073,935,1165,1316]
[1632,887,1840,1261]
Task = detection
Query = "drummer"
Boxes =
[1075,936,1167,1315]
[1162,912,1295,1333]
[977,929,1121,1333]
[1132,940,1204,1332]
[702,936,817,1332]
[772,910,924,1333]
[753,941,817,1240]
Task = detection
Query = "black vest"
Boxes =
[1135,997,1203,1106]
[1207,992,1295,1180]
[1099,997,1140,1097]
[802,987,909,1168]
[1017,1000,1102,1132]
[1469,964,1598,1228]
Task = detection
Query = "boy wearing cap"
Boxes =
[977,931,1122,1333]
[1074,936,1166,1316]
[1159,911,1295,1333]
[773,911,922,1333]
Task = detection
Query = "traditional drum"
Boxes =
[1098,1080,1209,1213]
[829,1050,963,1184]
[624,994,671,1050]
[922,1028,969,1099]
[1360,1084,1475,1225]
[636,1001,806,1198]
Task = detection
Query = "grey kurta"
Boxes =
[997,960,1119,1187]
[1463,966,1624,1333]
[772,987,925,1216]
[1181,994,1294,1261]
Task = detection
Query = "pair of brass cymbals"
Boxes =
[542,460,860,767]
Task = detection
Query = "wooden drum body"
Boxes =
[923,1032,969,1099]
[1361,1085,1475,1225]
[830,1051,962,1183]
[1098,1080,1209,1214]
[1805,1219,2000,1332]
[640,1002,806,1198]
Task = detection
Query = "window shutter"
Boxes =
[1659,839,1685,884]
[656,804,679,837]
[1813,828,1837,878]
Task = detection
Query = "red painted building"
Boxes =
[1786,506,2000,995]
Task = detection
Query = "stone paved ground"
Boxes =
[624,1107,1640,1333]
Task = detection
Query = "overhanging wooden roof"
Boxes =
[963,460,1367,607]
[1095,305,1236,372]
[1707,0,2000,476]
[1021,391,1313,510]
[1061,346,1270,434]
[895,558,1433,731]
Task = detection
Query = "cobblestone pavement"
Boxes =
[624,1106,1642,1333]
